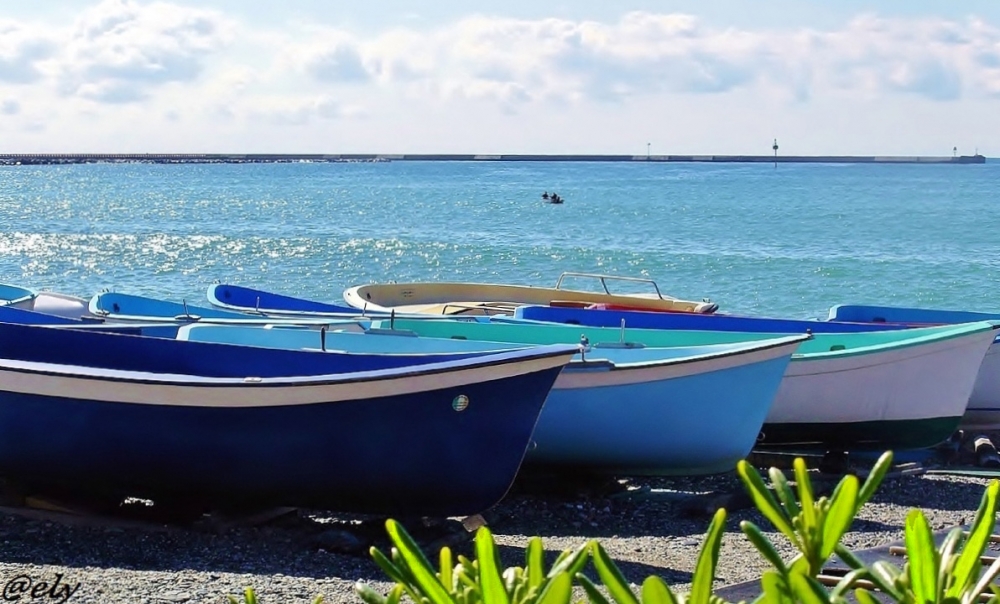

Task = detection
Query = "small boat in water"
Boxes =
[343,272,719,316]
[829,303,1000,430]
[0,321,575,516]
[178,321,806,476]
[377,317,999,451]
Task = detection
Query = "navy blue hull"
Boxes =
[0,365,561,516]
[516,305,912,334]
[0,306,87,325]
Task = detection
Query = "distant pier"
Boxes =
[0,153,987,165]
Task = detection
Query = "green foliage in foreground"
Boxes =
[353,450,1000,604]
[224,450,1000,603]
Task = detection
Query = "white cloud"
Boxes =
[284,11,1000,106]
[52,0,234,102]
[246,96,367,125]
[0,20,57,83]
[303,40,370,83]
[1,3,1000,152]
[0,99,20,115]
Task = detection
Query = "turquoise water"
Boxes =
[0,161,998,318]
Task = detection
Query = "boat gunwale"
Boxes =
[0,335,579,389]
[482,316,1000,360]
[0,283,37,308]
[565,334,808,370]
[207,284,379,319]
[89,292,359,326]
[342,281,705,314]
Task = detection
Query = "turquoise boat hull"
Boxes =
[180,323,804,476]
[375,317,999,451]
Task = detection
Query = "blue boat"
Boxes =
[828,304,1000,326]
[0,283,97,320]
[89,291,358,327]
[0,305,91,326]
[828,303,1000,430]
[178,323,526,356]
[377,317,998,452]
[515,304,913,334]
[0,283,35,307]
[208,283,369,317]
[179,322,807,476]
[0,321,576,516]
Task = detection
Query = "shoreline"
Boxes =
[0,469,992,603]
[0,153,988,165]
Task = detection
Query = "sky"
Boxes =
[1,1,999,155]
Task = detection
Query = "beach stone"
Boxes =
[309,528,366,555]
[0,470,993,603]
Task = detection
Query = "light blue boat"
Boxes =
[1,283,98,320]
[0,284,36,307]
[829,304,1000,326]
[89,292,360,327]
[374,317,998,451]
[178,322,806,476]
[828,303,1000,430]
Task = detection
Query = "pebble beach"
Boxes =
[0,469,993,604]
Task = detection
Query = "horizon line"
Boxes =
[0,152,988,165]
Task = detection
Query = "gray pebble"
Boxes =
[0,472,990,603]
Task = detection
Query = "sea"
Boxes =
[1,160,998,319]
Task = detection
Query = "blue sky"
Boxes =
[1,1,999,155]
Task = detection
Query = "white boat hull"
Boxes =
[760,327,996,449]
[960,340,1000,430]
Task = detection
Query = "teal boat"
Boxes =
[373,317,1000,450]
[177,322,805,476]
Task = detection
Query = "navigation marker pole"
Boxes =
[772,139,779,169]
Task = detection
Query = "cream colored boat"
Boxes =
[343,272,718,316]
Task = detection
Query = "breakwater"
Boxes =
[0,153,987,165]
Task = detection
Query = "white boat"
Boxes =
[344,272,718,316]
[828,304,1000,430]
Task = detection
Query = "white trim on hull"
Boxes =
[554,337,805,389]
[343,282,714,315]
[767,327,996,426]
[0,350,574,408]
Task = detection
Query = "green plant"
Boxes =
[578,508,736,604]
[358,449,1000,604]
[845,479,1000,604]
[736,451,894,579]
[356,518,590,604]
[227,587,324,604]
